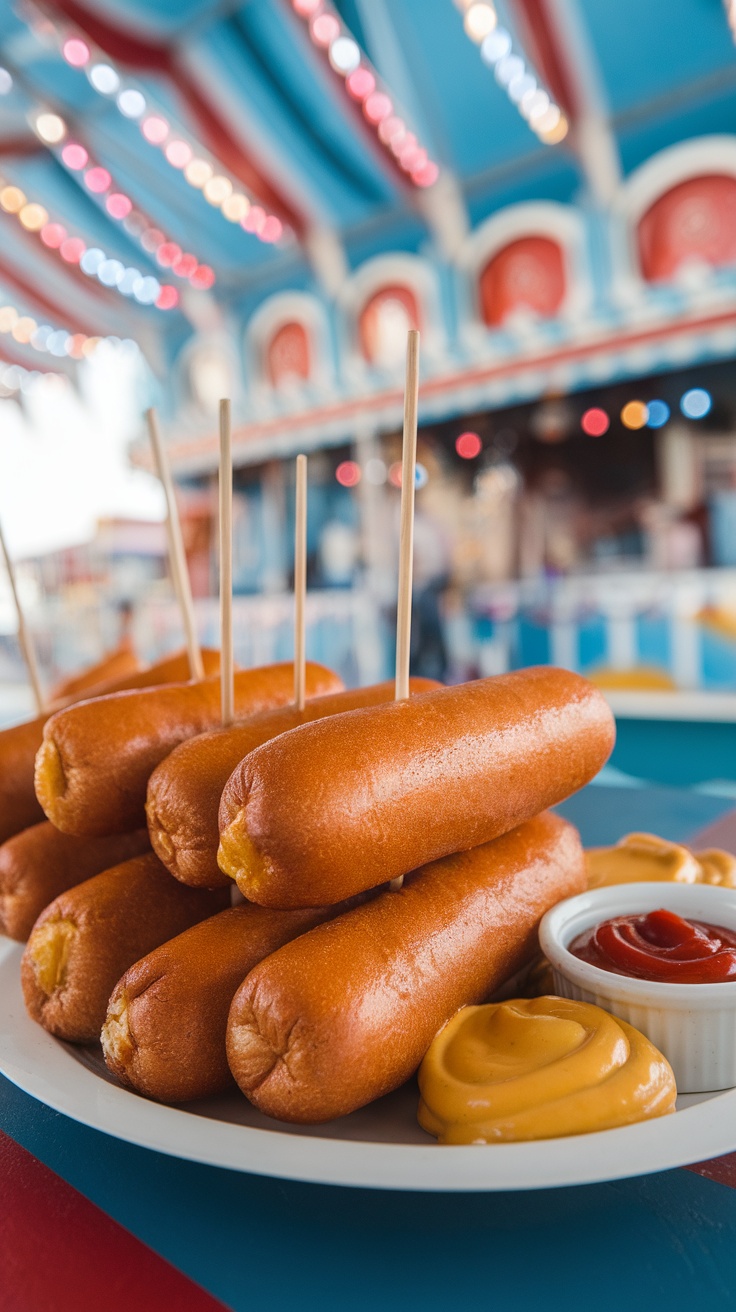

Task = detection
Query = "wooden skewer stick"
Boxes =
[146,407,205,682]
[293,454,308,712]
[390,328,420,892]
[219,399,234,727]
[0,518,44,715]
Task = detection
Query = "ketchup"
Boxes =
[569,908,736,984]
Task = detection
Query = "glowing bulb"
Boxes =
[60,237,85,263]
[311,14,340,45]
[62,38,90,67]
[346,67,375,100]
[0,186,25,213]
[364,91,392,123]
[185,158,213,188]
[336,460,361,487]
[13,316,37,344]
[19,203,47,231]
[581,408,609,437]
[165,140,192,169]
[456,431,482,458]
[621,400,649,430]
[646,400,670,428]
[538,112,568,144]
[80,247,105,275]
[378,115,405,146]
[41,222,66,248]
[464,3,497,43]
[534,104,561,134]
[508,72,536,104]
[190,264,215,289]
[243,205,266,234]
[118,268,141,295]
[84,167,111,193]
[98,258,125,287]
[222,193,249,222]
[203,175,232,205]
[61,143,88,170]
[156,242,182,268]
[681,388,712,419]
[329,37,361,74]
[173,253,197,278]
[156,286,179,310]
[412,161,439,187]
[89,64,119,94]
[117,88,146,118]
[480,28,511,64]
[261,216,283,242]
[142,115,169,145]
[523,89,550,122]
[34,113,66,144]
[132,275,161,305]
[106,193,132,219]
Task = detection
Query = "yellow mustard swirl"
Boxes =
[418,997,676,1144]
[586,833,701,888]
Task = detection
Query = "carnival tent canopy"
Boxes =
[2,0,736,464]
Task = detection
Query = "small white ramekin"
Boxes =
[539,882,736,1093]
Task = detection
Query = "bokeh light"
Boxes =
[41,223,66,249]
[346,68,375,100]
[646,400,670,428]
[156,286,179,311]
[311,14,340,46]
[35,113,66,144]
[61,143,88,170]
[464,3,497,42]
[680,388,712,419]
[62,38,90,67]
[456,431,482,458]
[60,236,85,263]
[0,186,25,213]
[336,460,361,487]
[89,64,119,95]
[106,193,132,220]
[621,400,649,430]
[85,167,111,194]
[165,140,192,169]
[117,88,146,118]
[581,407,610,437]
[19,203,48,231]
[142,115,169,145]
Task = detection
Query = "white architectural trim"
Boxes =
[459,201,592,326]
[336,252,447,378]
[245,291,334,400]
[611,136,736,308]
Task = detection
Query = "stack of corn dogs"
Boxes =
[2,650,615,1127]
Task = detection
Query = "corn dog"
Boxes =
[21,853,229,1042]
[218,666,614,908]
[147,677,439,888]
[0,648,220,848]
[227,811,585,1123]
[0,821,150,942]
[49,646,140,704]
[102,903,335,1102]
[36,662,342,838]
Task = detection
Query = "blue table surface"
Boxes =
[4,781,736,1312]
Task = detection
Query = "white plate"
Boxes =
[1,937,735,1192]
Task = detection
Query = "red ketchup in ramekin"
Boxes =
[569,907,736,984]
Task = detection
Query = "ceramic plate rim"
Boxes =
[3,940,736,1191]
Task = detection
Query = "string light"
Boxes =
[456,431,482,457]
[0,170,180,312]
[40,11,287,244]
[0,359,65,396]
[621,400,649,430]
[581,408,609,436]
[0,301,101,358]
[37,117,214,294]
[680,388,712,419]
[291,0,439,188]
[335,460,361,487]
[456,0,568,145]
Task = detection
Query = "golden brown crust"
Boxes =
[36,662,342,837]
[0,649,220,850]
[49,647,141,704]
[218,667,615,908]
[227,811,585,1123]
[21,852,228,1042]
[147,677,439,888]
[0,822,151,942]
[102,903,333,1102]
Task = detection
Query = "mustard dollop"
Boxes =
[418,996,676,1144]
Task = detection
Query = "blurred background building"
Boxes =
[3,0,736,717]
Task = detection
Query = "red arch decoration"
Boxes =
[638,175,736,281]
[479,236,566,326]
[266,321,311,385]
[359,285,420,363]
